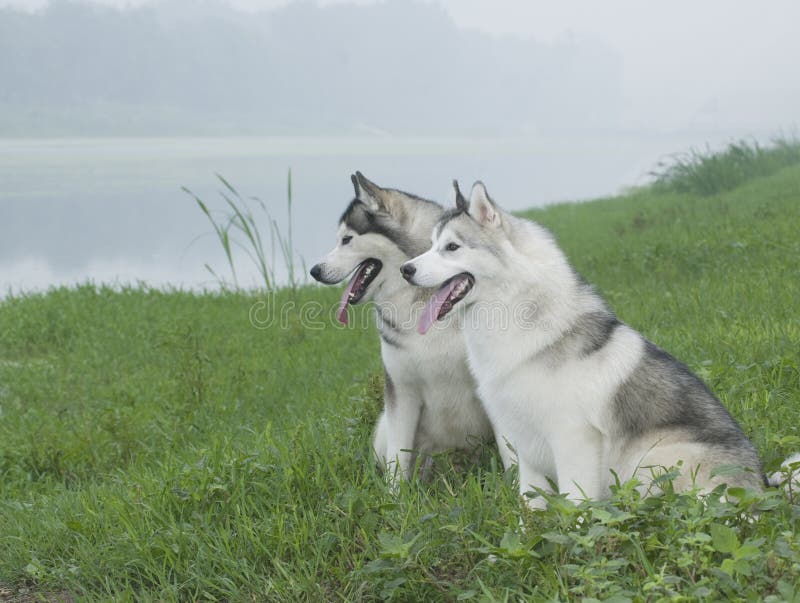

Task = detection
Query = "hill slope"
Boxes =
[1,165,799,600]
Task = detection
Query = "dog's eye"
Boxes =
[445,242,460,252]
[342,235,353,245]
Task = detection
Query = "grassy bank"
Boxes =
[1,160,800,600]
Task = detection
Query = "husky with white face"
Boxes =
[310,173,493,486]
[402,180,764,507]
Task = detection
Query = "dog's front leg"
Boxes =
[552,425,605,503]
[496,434,517,471]
[371,410,388,470]
[383,381,422,490]
[518,460,551,510]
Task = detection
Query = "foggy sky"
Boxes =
[1,0,798,135]
[1,0,799,293]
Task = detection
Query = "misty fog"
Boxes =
[0,1,625,136]
[0,0,798,292]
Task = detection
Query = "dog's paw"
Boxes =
[767,453,800,495]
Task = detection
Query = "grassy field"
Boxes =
[1,156,800,600]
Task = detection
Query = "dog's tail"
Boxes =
[766,452,800,492]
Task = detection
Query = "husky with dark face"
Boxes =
[310,173,492,485]
[402,180,765,506]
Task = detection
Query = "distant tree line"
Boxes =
[0,1,623,136]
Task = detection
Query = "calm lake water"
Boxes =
[0,133,762,294]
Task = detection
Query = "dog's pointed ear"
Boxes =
[468,181,501,228]
[451,179,468,211]
[352,171,407,221]
[352,171,387,211]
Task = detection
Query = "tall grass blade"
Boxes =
[286,168,296,291]
[221,192,273,292]
[651,135,800,196]
[215,172,241,198]
[183,185,239,288]
[185,171,305,294]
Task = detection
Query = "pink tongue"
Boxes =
[337,265,366,325]
[417,278,463,335]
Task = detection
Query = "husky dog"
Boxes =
[310,173,492,485]
[402,180,764,506]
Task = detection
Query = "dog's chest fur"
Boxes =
[463,297,644,464]
[374,283,492,448]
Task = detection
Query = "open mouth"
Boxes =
[337,259,383,324]
[417,273,474,334]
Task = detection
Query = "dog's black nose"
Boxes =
[400,263,416,281]
[310,264,322,281]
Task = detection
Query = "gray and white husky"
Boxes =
[310,173,492,485]
[402,180,765,506]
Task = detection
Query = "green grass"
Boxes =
[1,161,800,600]
[651,135,800,196]
[183,169,305,294]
